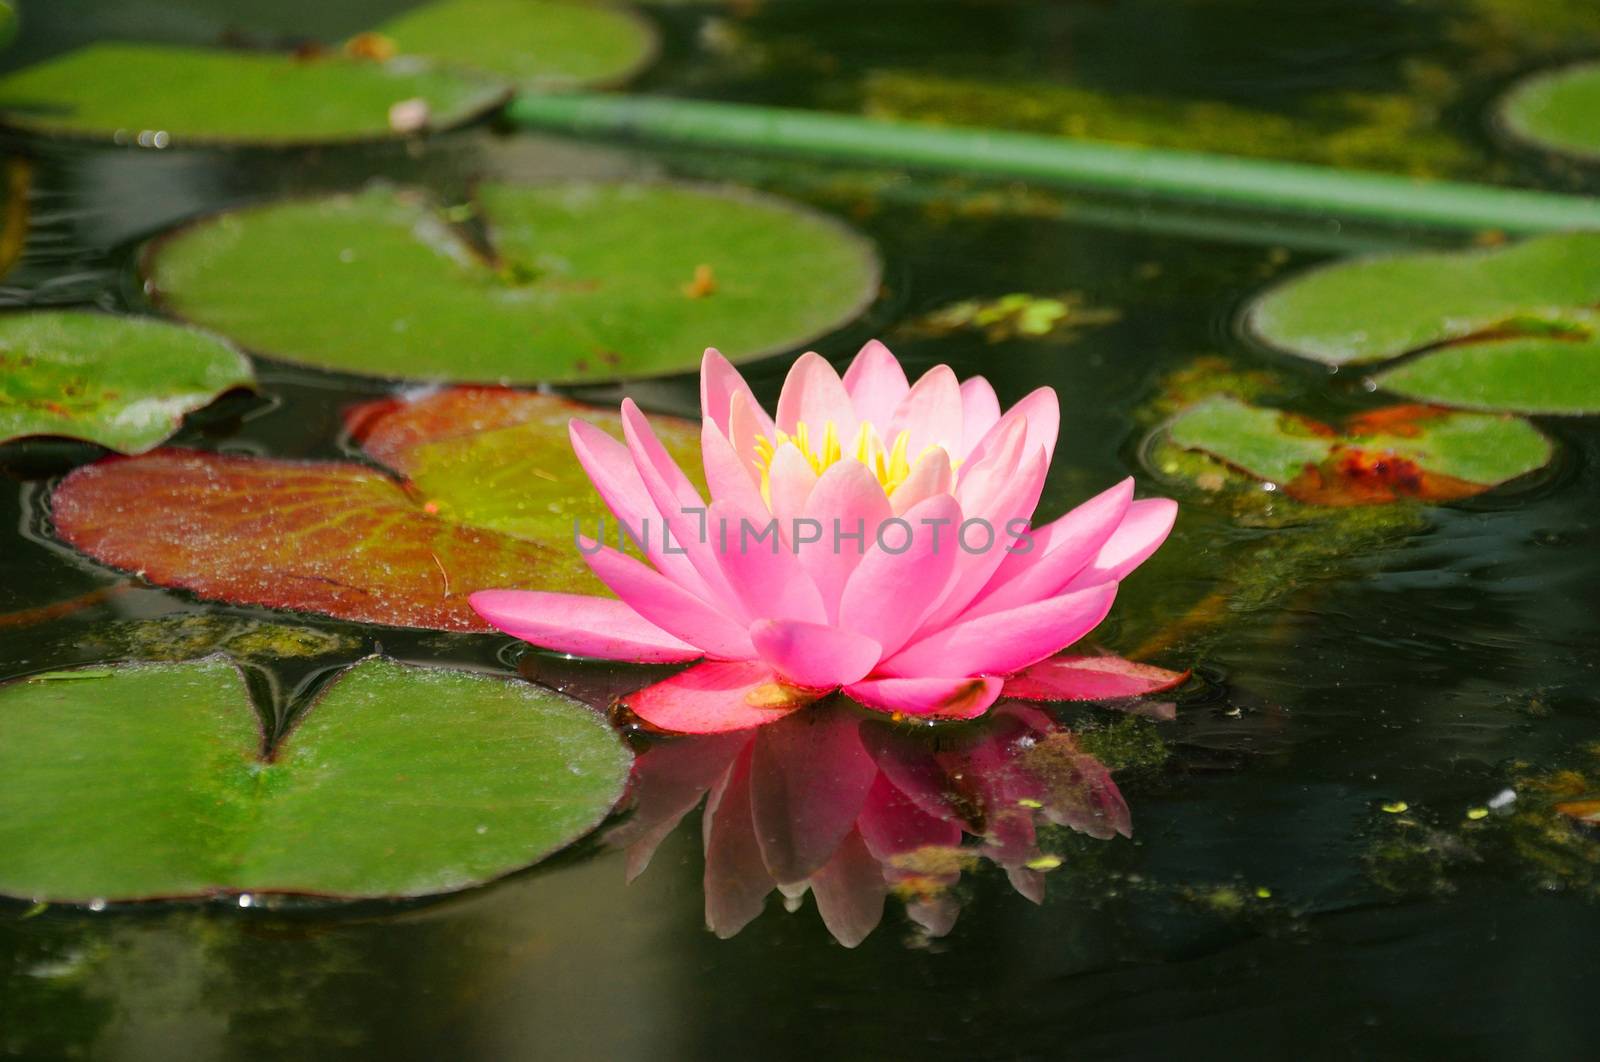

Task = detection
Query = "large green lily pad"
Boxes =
[0,311,254,453]
[380,0,658,92]
[0,656,631,902]
[52,390,701,630]
[1497,63,1600,162]
[0,42,508,146]
[1163,396,1552,505]
[1247,233,1600,414]
[143,181,881,384]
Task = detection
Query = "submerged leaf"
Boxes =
[0,311,254,453]
[144,182,881,384]
[1247,233,1600,414]
[0,43,508,146]
[1163,396,1552,506]
[0,657,631,902]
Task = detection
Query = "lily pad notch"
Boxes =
[1246,232,1600,415]
[0,656,632,903]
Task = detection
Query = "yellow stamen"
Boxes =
[753,419,955,503]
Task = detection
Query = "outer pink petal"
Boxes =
[807,828,889,948]
[1003,653,1189,701]
[889,364,963,456]
[844,675,1003,719]
[469,590,701,663]
[958,376,1002,459]
[624,660,822,734]
[749,618,881,689]
[700,347,772,437]
[882,582,1119,679]
[966,386,1059,471]
[750,705,878,884]
[798,459,892,622]
[584,545,755,660]
[703,744,774,938]
[889,447,953,516]
[966,478,1134,618]
[709,498,828,624]
[569,419,708,598]
[840,339,910,430]
[839,493,962,657]
[776,352,857,439]
[1062,497,1178,591]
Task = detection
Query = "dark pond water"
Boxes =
[4,1,1600,1058]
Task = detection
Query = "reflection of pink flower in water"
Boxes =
[603,700,1149,947]
[472,341,1178,732]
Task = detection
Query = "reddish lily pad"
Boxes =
[51,390,701,631]
[0,311,254,454]
[1163,396,1552,506]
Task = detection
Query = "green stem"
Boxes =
[508,93,1600,236]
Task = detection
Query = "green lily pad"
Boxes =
[143,181,881,384]
[0,656,630,902]
[0,42,508,146]
[1163,396,1552,505]
[379,0,658,92]
[0,311,254,453]
[1497,63,1600,162]
[52,390,701,630]
[1247,233,1600,414]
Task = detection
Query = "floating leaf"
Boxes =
[52,391,700,630]
[1163,396,1552,506]
[0,43,508,146]
[0,656,630,902]
[897,291,1120,344]
[143,182,881,384]
[0,311,254,453]
[1247,233,1600,414]
[379,0,658,92]
[1498,62,1600,162]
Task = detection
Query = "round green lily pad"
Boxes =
[1498,63,1600,162]
[143,181,881,384]
[380,0,658,92]
[1247,233,1600,415]
[0,42,509,146]
[0,311,254,453]
[0,656,631,902]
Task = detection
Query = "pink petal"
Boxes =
[966,386,1060,470]
[469,590,700,663]
[798,459,892,623]
[605,731,750,881]
[750,704,878,884]
[838,494,962,657]
[883,582,1119,679]
[709,497,828,625]
[701,419,766,516]
[889,364,963,456]
[889,448,953,516]
[856,773,963,861]
[765,441,818,540]
[623,660,823,734]
[840,339,910,430]
[775,352,857,439]
[958,376,1002,459]
[1062,497,1178,591]
[700,347,772,437]
[749,618,881,689]
[967,478,1134,618]
[808,828,889,949]
[569,419,709,599]
[584,545,755,660]
[728,391,773,483]
[1003,654,1189,701]
[703,744,774,938]
[844,675,1003,719]
[619,400,741,613]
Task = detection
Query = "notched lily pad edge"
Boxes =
[137,178,885,385]
[0,653,632,907]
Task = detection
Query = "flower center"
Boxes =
[753,420,944,503]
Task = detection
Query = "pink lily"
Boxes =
[471,341,1179,733]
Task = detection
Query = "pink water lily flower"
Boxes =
[471,341,1179,733]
